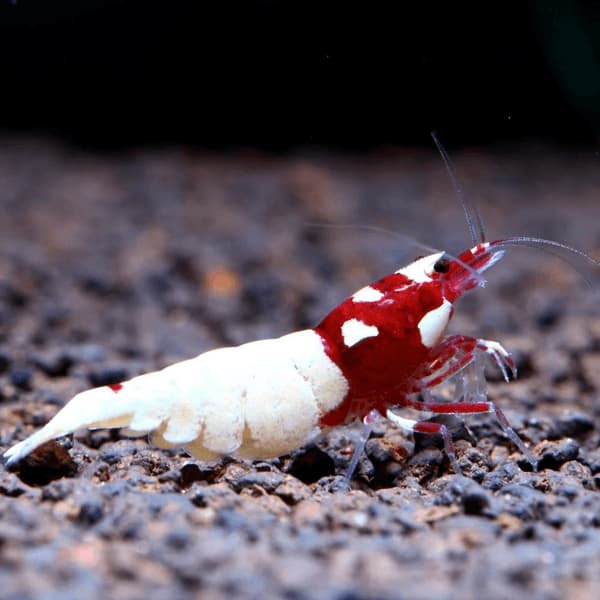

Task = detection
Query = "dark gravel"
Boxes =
[0,140,599,599]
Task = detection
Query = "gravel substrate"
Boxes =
[0,140,599,600]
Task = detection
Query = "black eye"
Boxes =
[433,258,450,273]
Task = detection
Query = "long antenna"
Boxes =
[494,236,599,264]
[492,236,600,287]
[430,131,485,244]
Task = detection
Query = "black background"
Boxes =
[1,0,599,150]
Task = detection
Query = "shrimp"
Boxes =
[5,225,594,473]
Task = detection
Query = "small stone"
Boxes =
[408,447,444,480]
[581,447,600,474]
[433,477,492,516]
[32,351,74,377]
[461,484,492,516]
[41,479,76,501]
[99,441,138,465]
[482,461,520,491]
[76,493,104,525]
[10,368,32,390]
[100,480,130,498]
[365,437,395,464]
[497,483,548,521]
[274,475,312,505]
[234,471,284,493]
[13,440,77,486]
[547,412,594,439]
[88,366,129,388]
[186,482,240,509]
[536,438,580,470]
[0,473,29,498]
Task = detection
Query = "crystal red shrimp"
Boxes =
[5,228,593,473]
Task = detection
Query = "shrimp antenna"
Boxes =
[493,236,599,265]
[491,236,600,287]
[430,131,486,244]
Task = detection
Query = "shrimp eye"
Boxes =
[433,258,451,273]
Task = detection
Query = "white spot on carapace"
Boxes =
[396,251,445,283]
[417,298,452,348]
[352,286,384,303]
[341,318,379,348]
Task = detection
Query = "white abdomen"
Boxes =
[4,329,349,465]
[155,329,349,459]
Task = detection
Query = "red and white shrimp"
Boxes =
[5,220,594,473]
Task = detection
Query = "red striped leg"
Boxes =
[414,352,475,391]
[410,336,478,393]
[385,409,460,473]
[404,397,534,463]
[412,336,516,394]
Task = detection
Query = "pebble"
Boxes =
[536,438,580,470]
[581,446,600,474]
[32,351,74,377]
[10,368,32,390]
[234,471,284,493]
[0,473,29,498]
[547,412,594,439]
[88,366,130,388]
[99,441,138,465]
[461,484,492,516]
[76,493,105,526]
[186,482,241,510]
[41,479,76,502]
[13,441,77,486]
[274,476,312,505]
[497,483,548,521]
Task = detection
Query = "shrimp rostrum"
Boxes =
[3,227,595,473]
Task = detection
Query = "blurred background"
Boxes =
[1,0,600,151]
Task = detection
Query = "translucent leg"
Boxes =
[412,335,516,393]
[343,409,380,486]
[403,397,535,466]
[386,408,460,474]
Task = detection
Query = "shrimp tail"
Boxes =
[4,371,175,466]
[4,386,135,465]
